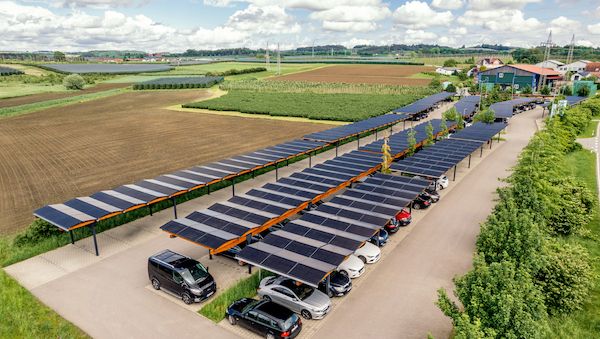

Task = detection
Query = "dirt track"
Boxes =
[0,90,328,234]
[0,83,130,108]
[270,64,434,86]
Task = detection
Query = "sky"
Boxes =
[1,0,599,52]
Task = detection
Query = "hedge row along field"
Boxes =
[437,97,600,338]
[183,90,432,122]
[133,76,223,90]
[0,66,24,76]
[220,79,436,95]
[205,67,266,77]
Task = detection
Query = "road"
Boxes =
[312,108,540,338]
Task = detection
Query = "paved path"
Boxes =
[312,108,541,339]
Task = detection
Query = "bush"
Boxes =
[577,85,590,97]
[13,219,62,247]
[63,74,85,90]
[446,83,457,93]
[521,85,533,94]
[429,78,442,90]
[535,240,594,315]
[443,59,458,67]
[545,177,595,235]
[541,85,551,95]
[561,86,573,96]
[473,108,495,124]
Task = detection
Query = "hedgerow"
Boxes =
[132,76,224,90]
[437,98,599,337]
[205,67,266,77]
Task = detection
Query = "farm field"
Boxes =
[269,64,434,86]
[134,62,325,78]
[42,63,173,74]
[0,90,328,235]
[0,83,130,108]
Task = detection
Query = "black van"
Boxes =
[148,250,216,304]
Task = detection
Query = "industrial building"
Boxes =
[477,64,562,92]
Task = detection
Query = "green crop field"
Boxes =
[183,89,430,121]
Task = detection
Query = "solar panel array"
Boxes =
[565,96,587,106]
[34,139,327,231]
[454,96,480,118]
[358,119,456,155]
[391,138,484,178]
[450,122,507,142]
[236,173,430,286]
[490,98,537,119]
[303,113,409,143]
[393,92,454,114]
[160,150,383,251]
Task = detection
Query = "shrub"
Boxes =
[429,78,442,90]
[63,74,85,90]
[446,83,457,93]
[13,219,62,247]
[545,176,595,235]
[521,85,533,94]
[473,108,495,124]
[541,85,551,95]
[535,240,594,315]
[407,128,417,155]
[443,59,458,67]
[561,86,573,96]
[577,85,590,97]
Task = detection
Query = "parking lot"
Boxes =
[4,103,541,339]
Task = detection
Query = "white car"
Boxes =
[354,242,381,264]
[258,276,331,320]
[338,254,365,278]
[438,175,449,189]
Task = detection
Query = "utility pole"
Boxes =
[539,30,555,91]
[312,41,315,58]
[566,34,575,65]
[276,43,281,75]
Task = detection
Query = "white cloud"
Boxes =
[401,29,438,44]
[227,5,300,34]
[588,22,600,34]
[54,0,148,8]
[458,9,542,33]
[203,0,233,7]
[431,0,464,10]
[577,40,594,47]
[322,21,377,32]
[466,0,542,10]
[450,26,468,35]
[437,36,458,46]
[393,1,453,29]
[548,16,580,34]
[310,5,390,22]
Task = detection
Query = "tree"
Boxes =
[443,59,458,67]
[430,77,442,90]
[456,113,465,130]
[535,239,594,315]
[445,83,457,93]
[540,85,551,95]
[407,128,417,156]
[545,176,595,235]
[53,51,66,61]
[473,108,495,124]
[63,74,85,90]
[457,70,469,81]
[561,85,573,96]
[443,107,459,122]
[437,291,496,339]
[425,121,434,146]
[380,136,393,174]
[437,257,548,339]
[440,116,449,138]
[577,85,590,97]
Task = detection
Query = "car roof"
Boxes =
[150,250,191,268]
[256,301,294,320]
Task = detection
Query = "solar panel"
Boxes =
[490,98,537,118]
[450,122,507,142]
[454,95,480,118]
[393,92,454,115]
[303,114,408,142]
[566,96,586,106]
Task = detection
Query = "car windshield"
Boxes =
[242,300,261,314]
[282,313,300,330]
[288,284,314,300]
[180,262,209,284]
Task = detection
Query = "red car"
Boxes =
[386,209,412,233]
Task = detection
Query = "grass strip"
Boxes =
[579,120,599,138]
[199,270,274,322]
[546,149,600,338]
[0,269,89,339]
[0,88,126,118]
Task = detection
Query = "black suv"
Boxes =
[148,250,216,304]
[226,298,302,339]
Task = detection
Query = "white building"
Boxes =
[436,67,459,76]
[558,60,591,73]
[535,59,564,70]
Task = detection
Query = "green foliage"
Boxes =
[541,85,551,95]
[521,85,533,94]
[407,128,417,156]
[457,70,469,81]
[456,114,465,130]
[184,90,432,122]
[535,239,595,315]
[429,77,442,90]
[545,177,595,235]
[440,116,449,138]
[53,51,66,61]
[577,85,590,97]
[133,76,223,90]
[443,59,459,67]
[482,85,511,107]
[446,83,457,93]
[205,67,267,77]
[63,73,85,90]
[13,219,62,247]
[0,270,89,338]
[473,108,496,124]
[425,121,434,146]
[561,86,573,96]
[443,107,459,121]
[437,290,496,339]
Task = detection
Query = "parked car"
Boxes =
[438,175,449,189]
[412,194,431,210]
[422,190,440,203]
[387,209,412,233]
[355,242,381,264]
[258,276,331,320]
[148,250,216,304]
[219,244,246,265]
[369,229,389,246]
[338,254,365,278]
[318,270,352,297]
[226,298,302,339]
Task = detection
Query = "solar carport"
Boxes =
[454,95,480,119]
[490,98,537,120]
[566,96,587,106]
[235,173,430,287]
[393,92,454,116]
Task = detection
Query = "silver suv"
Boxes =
[257,276,331,320]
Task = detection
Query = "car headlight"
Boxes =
[189,288,203,295]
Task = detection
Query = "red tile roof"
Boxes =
[509,64,561,76]
[586,62,600,72]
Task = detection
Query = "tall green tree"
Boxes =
[473,108,495,124]
[407,128,417,156]
[53,51,66,61]
[440,116,449,138]
[425,121,434,146]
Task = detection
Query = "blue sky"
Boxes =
[1,0,599,52]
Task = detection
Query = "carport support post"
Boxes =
[309,152,312,168]
[248,264,252,274]
[232,178,235,196]
[480,146,483,158]
[357,135,360,149]
[90,223,99,256]
[69,230,75,245]
[468,154,472,168]
[149,204,153,216]
[172,197,178,219]
[490,138,493,149]
[326,275,331,295]
[335,142,338,157]
[403,120,406,130]
[375,129,378,140]
[453,165,457,181]
[275,164,279,181]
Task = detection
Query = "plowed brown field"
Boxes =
[0,83,130,108]
[270,64,434,86]
[0,90,328,234]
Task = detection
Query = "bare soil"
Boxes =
[0,83,131,108]
[0,90,328,234]
[269,64,434,86]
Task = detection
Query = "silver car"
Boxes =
[258,276,331,320]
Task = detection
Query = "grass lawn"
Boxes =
[0,269,89,338]
[183,90,427,121]
[579,120,599,138]
[546,149,600,338]
[0,83,67,99]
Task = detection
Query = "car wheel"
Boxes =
[413,203,421,210]
[228,315,237,326]
[301,309,312,320]
[358,255,367,264]
[262,295,271,302]
[182,292,193,305]
[237,260,245,266]
[327,288,334,298]
[266,332,275,339]
[151,278,160,290]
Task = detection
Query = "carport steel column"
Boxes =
[89,222,99,256]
